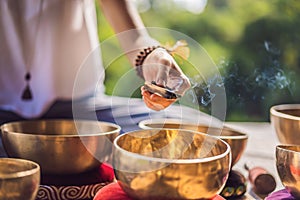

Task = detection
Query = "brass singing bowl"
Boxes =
[139,118,247,166]
[276,145,300,199]
[0,158,40,200]
[113,129,231,200]
[1,119,121,175]
[270,104,300,145]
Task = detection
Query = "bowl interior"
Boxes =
[0,158,40,178]
[277,145,300,152]
[1,119,120,136]
[139,118,247,137]
[271,104,300,119]
[139,119,247,166]
[278,109,300,117]
[115,129,229,160]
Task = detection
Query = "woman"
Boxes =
[0,0,190,156]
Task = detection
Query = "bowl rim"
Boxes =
[114,128,231,164]
[276,144,300,154]
[0,158,40,179]
[270,104,300,121]
[0,119,121,138]
[138,118,248,140]
[138,118,208,129]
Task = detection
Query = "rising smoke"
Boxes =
[188,41,295,120]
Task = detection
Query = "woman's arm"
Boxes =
[98,0,190,111]
[99,0,159,66]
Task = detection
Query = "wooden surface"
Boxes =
[225,122,283,200]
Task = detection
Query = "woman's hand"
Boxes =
[141,47,190,111]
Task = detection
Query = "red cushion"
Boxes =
[94,182,131,200]
[97,163,115,182]
[94,182,225,200]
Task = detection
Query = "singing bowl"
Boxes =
[270,104,300,145]
[0,119,121,175]
[0,158,40,200]
[113,129,231,200]
[276,145,300,199]
[139,118,247,166]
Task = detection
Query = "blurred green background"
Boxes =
[96,0,300,122]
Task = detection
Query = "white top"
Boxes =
[0,0,104,118]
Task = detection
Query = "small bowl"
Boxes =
[139,118,248,166]
[276,145,300,198]
[1,119,121,175]
[0,158,40,200]
[270,104,300,145]
[113,129,231,200]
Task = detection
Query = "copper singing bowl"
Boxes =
[0,158,40,200]
[1,119,120,175]
[139,118,247,166]
[276,145,300,198]
[113,129,231,200]
[270,104,300,145]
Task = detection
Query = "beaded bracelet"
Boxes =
[135,45,161,79]
[134,40,189,79]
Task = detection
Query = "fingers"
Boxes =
[143,48,172,87]
[155,63,169,87]
[154,51,191,95]
[166,67,191,96]
[177,74,191,95]
[155,56,171,87]
[168,57,191,94]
